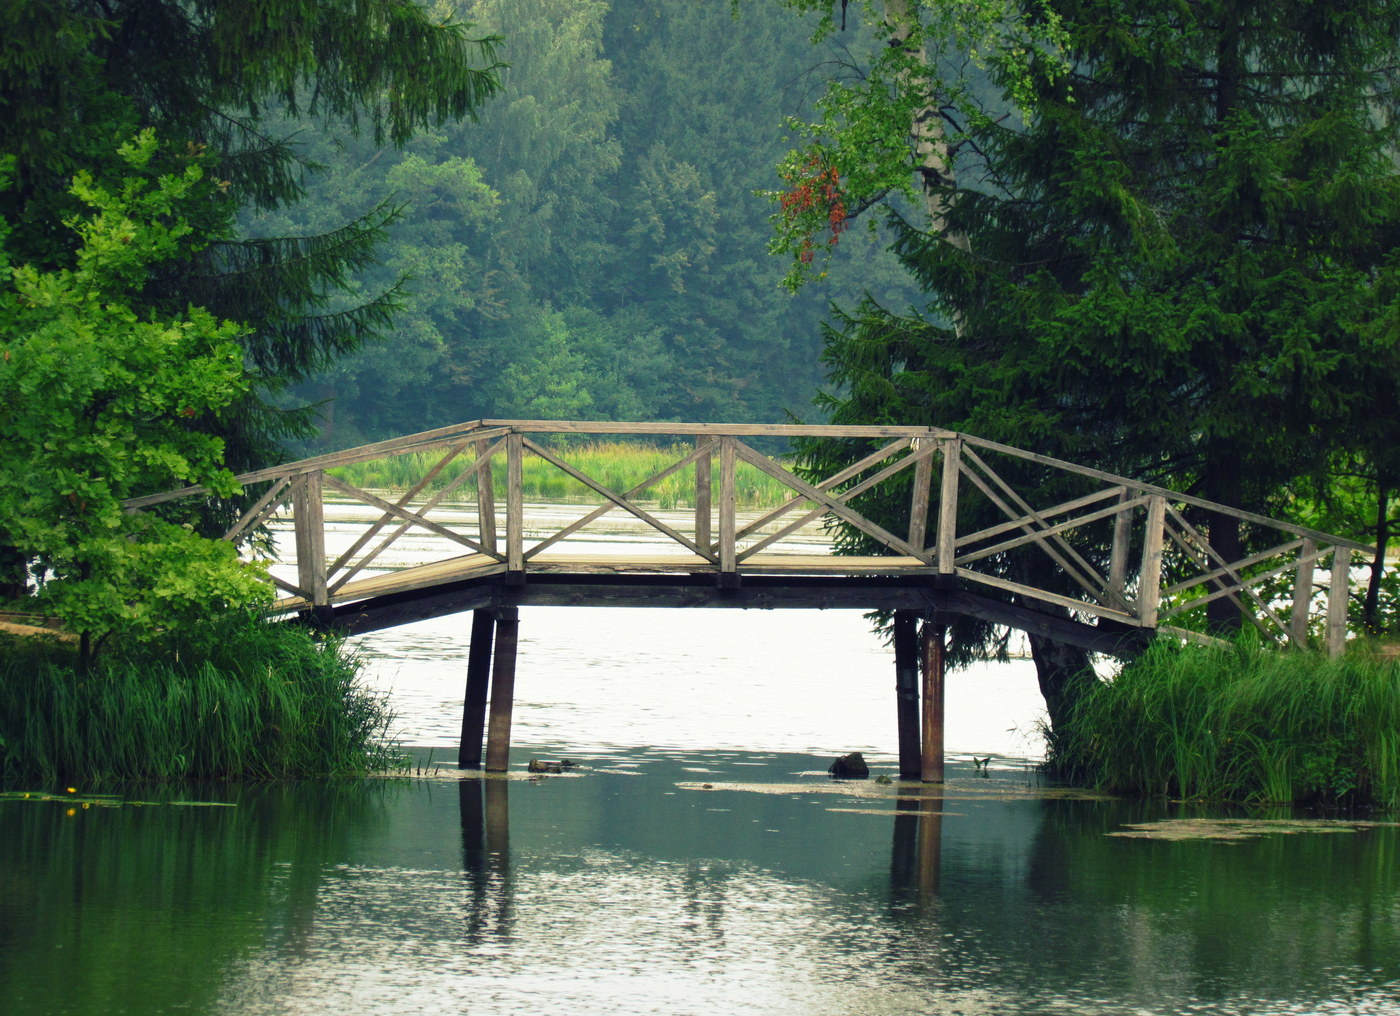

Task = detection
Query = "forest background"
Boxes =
[254,0,917,448]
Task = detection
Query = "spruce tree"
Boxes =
[794,0,1400,730]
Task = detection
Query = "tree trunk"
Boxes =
[882,0,969,255]
[1364,477,1392,634]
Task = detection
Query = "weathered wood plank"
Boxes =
[735,437,913,540]
[521,440,715,561]
[695,437,712,553]
[736,440,937,562]
[521,437,708,558]
[480,419,952,438]
[507,432,524,573]
[936,438,960,574]
[908,441,933,552]
[476,438,499,554]
[328,445,497,594]
[221,476,292,542]
[1327,547,1352,656]
[1138,495,1166,626]
[734,442,932,562]
[321,472,497,558]
[957,431,1375,552]
[957,446,1113,599]
[325,441,471,580]
[955,567,1140,626]
[1108,488,1134,603]
[719,437,737,575]
[1290,538,1318,646]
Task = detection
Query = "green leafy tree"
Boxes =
[791,0,1400,730]
[0,0,502,505]
[0,135,271,658]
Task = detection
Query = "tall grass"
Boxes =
[1048,636,1400,807]
[0,613,401,784]
[329,441,797,509]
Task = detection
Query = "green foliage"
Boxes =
[1049,637,1400,807]
[0,134,270,648]
[0,613,400,783]
[0,0,502,488]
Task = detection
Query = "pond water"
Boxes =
[4,502,1399,1014]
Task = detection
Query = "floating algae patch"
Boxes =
[0,790,235,809]
[675,777,1110,803]
[824,806,962,817]
[1108,818,1400,841]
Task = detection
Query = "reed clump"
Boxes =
[1048,637,1400,807]
[0,613,400,784]
[329,441,795,509]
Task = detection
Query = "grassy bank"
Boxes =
[0,613,400,784]
[1048,637,1400,807]
[329,441,797,509]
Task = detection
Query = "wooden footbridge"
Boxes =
[128,420,1372,781]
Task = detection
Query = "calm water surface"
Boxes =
[4,502,1399,1014]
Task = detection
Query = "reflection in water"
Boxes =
[4,754,1400,1015]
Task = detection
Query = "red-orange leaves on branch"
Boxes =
[769,151,848,283]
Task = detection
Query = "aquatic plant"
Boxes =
[0,612,401,784]
[1047,635,1400,807]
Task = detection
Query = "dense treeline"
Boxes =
[248,0,916,446]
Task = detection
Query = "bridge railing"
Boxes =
[124,420,1374,653]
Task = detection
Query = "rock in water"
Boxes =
[527,759,564,774]
[828,752,869,779]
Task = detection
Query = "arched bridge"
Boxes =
[127,419,1372,780]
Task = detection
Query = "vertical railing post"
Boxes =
[293,470,328,607]
[475,438,498,555]
[695,436,712,556]
[1108,488,1133,606]
[908,439,932,553]
[1138,495,1166,628]
[506,431,523,575]
[718,436,737,580]
[1290,537,1317,647]
[1327,547,1351,657]
[935,438,960,575]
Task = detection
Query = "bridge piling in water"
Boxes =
[458,609,497,768]
[484,607,520,772]
[894,611,922,778]
[921,621,947,784]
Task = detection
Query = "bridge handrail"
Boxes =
[123,419,1374,554]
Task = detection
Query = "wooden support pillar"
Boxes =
[1327,547,1351,657]
[1290,537,1317,647]
[484,607,520,772]
[894,610,921,779]
[920,620,946,784]
[458,609,497,768]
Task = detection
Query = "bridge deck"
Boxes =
[271,553,934,614]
